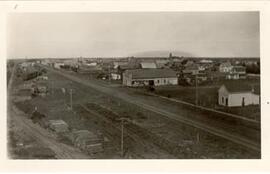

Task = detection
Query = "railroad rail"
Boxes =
[79,103,174,158]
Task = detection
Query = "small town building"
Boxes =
[85,62,97,66]
[200,59,213,64]
[218,84,260,107]
[53,62,65,69]
[140,62,157,69]
[113,61,128,69]
[110,72,121,80]
[155,59,170,68]
[184,60,194,67]
[123,69,178,87]
[226,66,246,80]
[182,64,201,75]
[219,62,233,73]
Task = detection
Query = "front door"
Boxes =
[225,98,228,106]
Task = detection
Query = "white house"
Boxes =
[86,62,97,66]
[200,59,213,64]
[123,69,178,87]
[226,66,246,80]
[182,64,201,75]
[110,72,121,80]
[218,84,260,107]
[219,62,233,73]
[140,62,157,69]
[54,62,65,69]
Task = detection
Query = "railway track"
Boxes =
[45,66,260,152]
[79,103,174,158]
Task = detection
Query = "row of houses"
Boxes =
[109,58,250,86]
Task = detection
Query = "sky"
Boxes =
[7,12,260,58]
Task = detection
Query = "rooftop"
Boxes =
[223,82,260,94]
[140,62,157,69]
[125,69,177,79]
[220,62,232,67]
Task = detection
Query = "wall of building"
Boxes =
[228,92,260,107]
[218,86,229,106]
[219,66,233,73]
[111,73,121,80]
[153,77,178,86]
[122,72,132,86]
[123,76,178,87]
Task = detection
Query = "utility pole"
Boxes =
[196,132,200,144]
[121,119,124,157]
[118,117,130,158]
[70,89,73,110]
[109,66,111,84]
[195,73,198,106]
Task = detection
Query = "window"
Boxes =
[164,79,166,83]
[222,97,224,103]
[157,80,160,83]
[131,81,134,85]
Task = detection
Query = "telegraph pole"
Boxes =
[121,119,124,157]
[195,74,198,106]
[118,117,130,158]
[109,66,111,84]
[70,89,73,110]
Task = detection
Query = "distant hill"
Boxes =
[130,50,194,58]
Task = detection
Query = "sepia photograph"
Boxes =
[6,11,261,159]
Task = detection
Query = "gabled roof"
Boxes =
[222,82,260,94]
[220,62,232,67]
[126,69,177,79]
[140,62,157,69]
[118,63,139,70]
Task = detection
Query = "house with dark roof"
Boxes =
[218,83,260,107]
[123,69,178,87]
[182,64,201,75]
[155,59,170,68]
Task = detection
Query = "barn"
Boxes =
[122,69,178,87]
[218,84,260,107]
